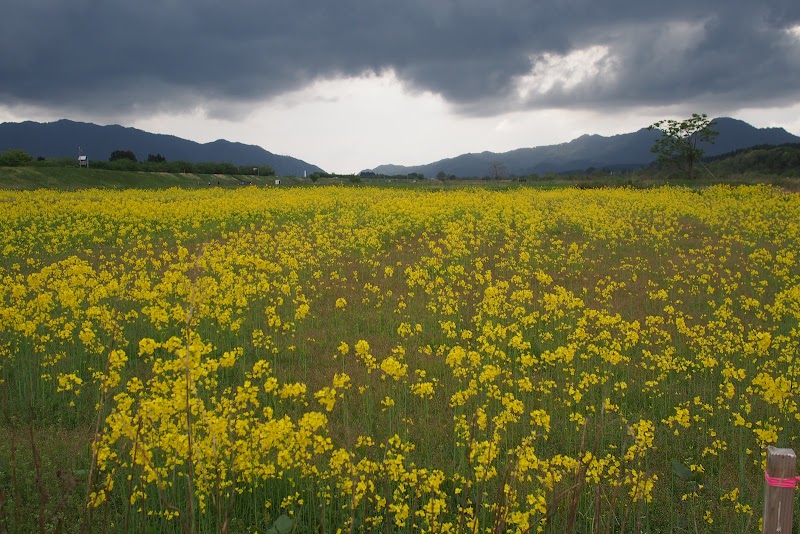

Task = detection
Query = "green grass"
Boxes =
[4,164,799,191]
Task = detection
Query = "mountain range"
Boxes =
[2,117,798,178]
[0,119,324,177]
[371,117,800,177]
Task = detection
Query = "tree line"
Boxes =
[308,171,427,183]
[705,143,800,176]
[0,148,275,176]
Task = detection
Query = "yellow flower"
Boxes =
[380,356,407,380]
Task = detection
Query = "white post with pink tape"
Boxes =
[763,446,798,534]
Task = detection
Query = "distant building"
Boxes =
[78,155,89,168]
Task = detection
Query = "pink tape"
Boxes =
[764,471,800,489]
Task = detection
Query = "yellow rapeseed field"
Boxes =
[0,184,798,532]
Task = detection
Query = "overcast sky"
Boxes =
[2,1,799,173]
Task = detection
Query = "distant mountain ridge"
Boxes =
[0,119,325,176]
[371,118,800,177]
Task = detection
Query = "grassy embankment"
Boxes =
[0,166,300,190]
[2,164,800,191]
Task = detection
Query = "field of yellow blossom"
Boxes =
[1,184,799,533]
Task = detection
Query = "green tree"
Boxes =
[648,114,718,179]
[147,153,166,163]
[255,166,275,177]
[0,149,34,167]
[109,149,138,162]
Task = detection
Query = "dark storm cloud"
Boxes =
[2,0,799,117]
